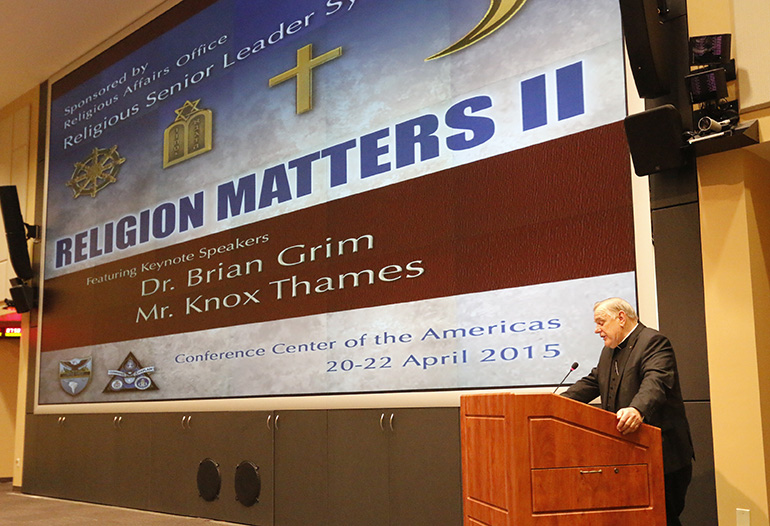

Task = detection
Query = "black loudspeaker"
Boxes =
[619,0,670,98]
[196,458,221,502]
[9,278,34,313]
[0,186,33,281]
[234,460,261,507]
[624,104,687,175]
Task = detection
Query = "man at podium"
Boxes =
[561,297,694,526]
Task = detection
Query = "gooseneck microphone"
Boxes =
[553,362,579,393]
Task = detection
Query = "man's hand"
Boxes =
[616,407,643,435]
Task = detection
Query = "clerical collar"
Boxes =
[615,321,638,350]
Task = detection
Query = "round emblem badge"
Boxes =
[135,376,152,390]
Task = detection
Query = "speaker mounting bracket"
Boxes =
[24,223,40,240]
[690,120,760,157]
[656,0,686,21]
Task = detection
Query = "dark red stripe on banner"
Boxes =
[41,122,633,352]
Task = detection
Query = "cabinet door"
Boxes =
[147,412,205,516]
[24,414,144,504]
[209,411,274,526]
[327,409,390,526]
[91,413,154,509]
[28,414,103,502]
[274,410,328,526]
[148,412,274,525]
[388,408,463,526]
[22,414,66,498]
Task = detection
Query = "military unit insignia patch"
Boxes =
[59,357,92,396]
[103,352,159,393]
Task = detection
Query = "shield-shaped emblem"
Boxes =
[59,357,92,396]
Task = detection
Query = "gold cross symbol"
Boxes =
[269,43,343,114]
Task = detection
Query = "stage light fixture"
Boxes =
[697,116,732,134]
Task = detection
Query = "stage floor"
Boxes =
[0,481,240,525]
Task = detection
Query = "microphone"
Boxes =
[553,362,579,393]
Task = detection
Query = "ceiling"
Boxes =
[0,0,174,110]
[3,0,768,164]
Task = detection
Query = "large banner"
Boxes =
[39,0,634,404]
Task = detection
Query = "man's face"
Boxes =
[594,307,627,349]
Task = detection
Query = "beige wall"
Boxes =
[699,149,770,526]
[0,88,38,484]
[0,338,18,479]
[732,0,770,113]
[689,2,770,525]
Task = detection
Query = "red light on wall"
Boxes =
[0,308,21,321]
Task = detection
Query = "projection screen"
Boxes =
[38,0,636,405]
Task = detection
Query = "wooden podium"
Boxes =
[460,393,666,525]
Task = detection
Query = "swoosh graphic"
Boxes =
[426,0,529,61]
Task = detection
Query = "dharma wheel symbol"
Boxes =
[67,145,126,198]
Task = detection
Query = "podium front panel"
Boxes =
[461,393,666,526]
[461,394,513,526]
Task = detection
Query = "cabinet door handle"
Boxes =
[267,414,272,431]
[113,416,119,429]
[275,413,280,431]
[379,413,385,431]
[579,469,603,475]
